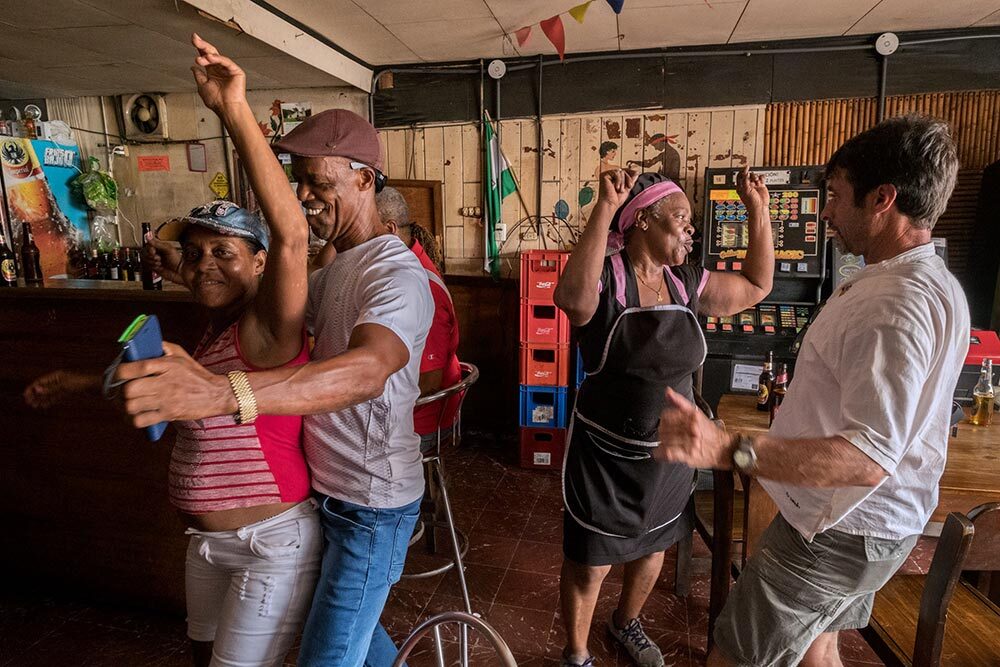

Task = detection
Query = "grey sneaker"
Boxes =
[560,654,595,667]
[608,614,664,667]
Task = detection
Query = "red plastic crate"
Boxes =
[520,298,570,345]
[520,343,570,386]
[519,427,567,470]
[520,250,569,302]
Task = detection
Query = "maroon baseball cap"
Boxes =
[272,109,383,171]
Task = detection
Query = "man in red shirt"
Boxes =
[376,187,462,450]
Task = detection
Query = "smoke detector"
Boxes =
[875,32,899,56]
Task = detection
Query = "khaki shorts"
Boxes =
[714,514,916,667]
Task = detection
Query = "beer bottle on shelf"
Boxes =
[85,248,100,280]
[109,249,121,280]
[98,252,112,280]
[0,230,17,287]
[20,222,43,285]
[768,363,788,426]
[141,223,163,291]
[756,351,774,412]
[969,358,995,427]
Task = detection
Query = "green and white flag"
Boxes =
[483,112,517,277]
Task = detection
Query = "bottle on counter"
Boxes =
[141,223,162,291]
[85,248,100,280]
[768,362,788,426]
[0,230,17,287]
[98,252,112,280]
[128,249,142,283]
[118,248,135,282]
[19,222,43,286]
[969,358,995,427]
[109,249,121,280]
[756,351,774,412]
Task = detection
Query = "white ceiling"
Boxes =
[1,0,998,99]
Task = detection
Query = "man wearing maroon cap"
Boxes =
[117,40,434,667]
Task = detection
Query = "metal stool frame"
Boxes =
[392,611,517,667]
[401,362,479,666]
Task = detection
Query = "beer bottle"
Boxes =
[0,230,17,286]
[769,363,788,426]
[141,223,163,290]
[99,252,112,280]
[969,359,995,427]
[109,249,121,280]
[85,248,100,280]
[756,351,774,412]
[20,222,43,285]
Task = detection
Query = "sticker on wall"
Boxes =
[209,171,229,199]
[138,155,170,172]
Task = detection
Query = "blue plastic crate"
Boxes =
[519,384,569,428]
[575,345,586,387]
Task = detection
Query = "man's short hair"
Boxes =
[599,141,618,158]
[375,186,409,225]
[825,114,958,230]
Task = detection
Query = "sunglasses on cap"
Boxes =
[350,161,387,193]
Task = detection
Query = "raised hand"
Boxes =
[736,164,769,217]
[190,33,247,115]
[141,234,185,286]
[597,167,639,210]
[656,388,732,469]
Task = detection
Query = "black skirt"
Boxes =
[562,502,693,567]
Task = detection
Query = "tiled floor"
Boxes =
[1,432,933,666]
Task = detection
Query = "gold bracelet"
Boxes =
[226,370,259,425]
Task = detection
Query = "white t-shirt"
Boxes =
[760,243,970,541]
[303,234,434,508]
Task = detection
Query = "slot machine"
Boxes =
[699,166,828,409]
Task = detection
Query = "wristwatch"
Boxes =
[731,433,758,475]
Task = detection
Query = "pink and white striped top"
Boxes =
[168,322,311,514]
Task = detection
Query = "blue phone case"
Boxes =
[120,314,168,442]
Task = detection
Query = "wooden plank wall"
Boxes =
[764,90,1000,169]
[379,105,766,275]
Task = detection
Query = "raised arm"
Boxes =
[554,168,636,326]
[191,33,309,366]
[698,166,774,316]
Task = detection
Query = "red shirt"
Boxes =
[410,238,462,435]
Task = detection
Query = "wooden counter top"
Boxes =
[0,278,193,302]
[717,393,1000,522]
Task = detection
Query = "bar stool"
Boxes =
[402,363,479,598]
[392,611,516,667]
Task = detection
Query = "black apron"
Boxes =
[562,251,704,564]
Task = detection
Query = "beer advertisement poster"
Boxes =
[0,138,89,278]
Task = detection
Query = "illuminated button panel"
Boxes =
[705,304,811,336]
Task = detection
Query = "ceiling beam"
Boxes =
[181,0,373,92]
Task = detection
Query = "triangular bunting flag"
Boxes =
[606,0,625,14]
[539,15,566,61]
[515,25,532,47]
[569,1,592,23]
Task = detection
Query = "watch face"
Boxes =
[734,450,751,469]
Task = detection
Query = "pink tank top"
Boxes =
[168,322,311,514]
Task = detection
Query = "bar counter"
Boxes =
[1,276,518,614]
[2,280,207,613]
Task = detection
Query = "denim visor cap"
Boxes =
[157,200,269,252]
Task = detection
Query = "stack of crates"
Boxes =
[519,250,570,470]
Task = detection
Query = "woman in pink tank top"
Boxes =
[25,35,319,667]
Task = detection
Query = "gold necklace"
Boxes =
[633,265,665,302]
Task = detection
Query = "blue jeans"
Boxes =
[297,495,421,667]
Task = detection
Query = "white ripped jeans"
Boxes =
[185,499,322,667]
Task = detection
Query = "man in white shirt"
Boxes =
[656,114,969,667]
[116,53,433,666]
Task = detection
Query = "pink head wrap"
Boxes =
[607,180,684,250]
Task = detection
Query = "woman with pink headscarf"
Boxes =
[553,167,773,667]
